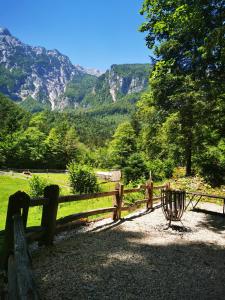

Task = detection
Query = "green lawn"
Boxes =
[0,172,124,259]
[0,172,119,231]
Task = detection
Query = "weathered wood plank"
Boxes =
[56,207,116,225]
[113,184,124,221]
[2,191,30,270]
[146,182,153,209]
[8,255,17,300]
[13,215,40,299]
[58,190,118,203]
[40,185,59,246]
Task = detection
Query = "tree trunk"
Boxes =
[185,130,192,176]
[185,143,192,176]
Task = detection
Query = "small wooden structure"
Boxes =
[161,189,186,226]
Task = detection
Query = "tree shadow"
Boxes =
[193,208,225,233]
[33,218,225,300]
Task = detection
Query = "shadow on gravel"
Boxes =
[193,208,225,233]
[90,209,155,233]
[34,219,225,300]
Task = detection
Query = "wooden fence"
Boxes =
[3,181,224,299]
[1,181,168,299]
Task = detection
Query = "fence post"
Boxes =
[146,181,153,210]
[1,191,30,269]
[113,183,124,221]
[39,185,59,246]
[165,182,171,190]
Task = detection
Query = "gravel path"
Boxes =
[33,203,225,300]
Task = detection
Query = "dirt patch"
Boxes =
[33,203,225,300]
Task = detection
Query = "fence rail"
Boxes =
[186,191,225,213]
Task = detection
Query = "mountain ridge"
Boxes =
[0,27,150,110]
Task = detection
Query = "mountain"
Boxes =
[0,27,150,110]
[94,64,150,103]
[61,64,150,109]
[0,27,84,109]
[75,64,104,77]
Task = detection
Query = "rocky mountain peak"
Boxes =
[75,64,104,77]
[0,27,11,36]
[0,27,83,109]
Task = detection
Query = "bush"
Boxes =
[67,162,99,194]
[172,167,186,178]
[29,175,49,197]
[163,158,175,178]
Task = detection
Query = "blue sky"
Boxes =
[0,0,151,70]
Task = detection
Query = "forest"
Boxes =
[0,0,225,187]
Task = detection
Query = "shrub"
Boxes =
[163,158,175,178]
[67,162,99,194]
[172,167,186,178]
[29,175,49,197]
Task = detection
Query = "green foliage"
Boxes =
[19,96,51,113]
[110,64,150,78]
[108,122,137,168]
[123,153,148,184]
[196,140,225,186]
[0,93,30,136]
[0,65,26,97]
[67,162,99,194]
[29,175,49,197]
[63,64,150,106]
[139,0,225,182]
[147,158,175,181]
[64,74,97,104]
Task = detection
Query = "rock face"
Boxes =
[107,64,149,102]
[0,27,84,109]
[0,27,150,110]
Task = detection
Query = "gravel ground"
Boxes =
[33,202,225,300]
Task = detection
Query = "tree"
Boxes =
[63,127,82,162]
[45,128,64,168]
[123,153,148,184]
[139,0,225,176]
[108,122,136,168]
